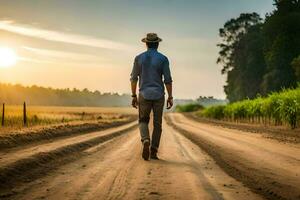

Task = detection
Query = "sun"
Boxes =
[0,47,17,68]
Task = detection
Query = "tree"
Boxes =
[261,0,300,94]
[218,0,300,102]
[217,13,265,102]
[292,55,300,81]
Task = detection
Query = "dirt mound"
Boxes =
[0,115,137,150]
[185,113,300,144]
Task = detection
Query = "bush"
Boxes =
[175,103,204,113]
[202,105,225,120]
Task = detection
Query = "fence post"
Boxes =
[1,103,4,126]
[81,112,85,120]
[23,102,27,126]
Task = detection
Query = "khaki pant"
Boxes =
[138,94,165,150]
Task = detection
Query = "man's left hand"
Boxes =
[132,97,138,109]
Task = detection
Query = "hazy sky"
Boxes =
[0,0,274,99]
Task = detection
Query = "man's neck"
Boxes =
[147,48,157,51]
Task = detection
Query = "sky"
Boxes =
[0,0,274,99]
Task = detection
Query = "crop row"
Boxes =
[200,86,300,129]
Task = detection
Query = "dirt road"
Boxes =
[0,113,299,200]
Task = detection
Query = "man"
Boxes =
[130,33,173,161]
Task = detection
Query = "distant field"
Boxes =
[0,105,136,130]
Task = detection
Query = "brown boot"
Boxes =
[150,147,159,160]
[142,140,150,161]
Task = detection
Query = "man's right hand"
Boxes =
[132,97,138,109]
[166,97,173,109]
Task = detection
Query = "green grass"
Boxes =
[198,86,300,129]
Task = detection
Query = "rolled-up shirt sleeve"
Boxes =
[163,57,173,84]
[130,56,139,82]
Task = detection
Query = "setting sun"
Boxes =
[0,47,17,68]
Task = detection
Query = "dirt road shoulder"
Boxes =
[166,113,300,200]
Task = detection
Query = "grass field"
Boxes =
[0,105,136,130]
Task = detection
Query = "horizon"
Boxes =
[0,0,274,99]
[0,81,228,101]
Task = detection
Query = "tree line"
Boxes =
[0,83,131,107]
[218,0,300,102]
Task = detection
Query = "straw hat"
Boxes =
[141,33,162,43]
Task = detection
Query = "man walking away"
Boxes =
[130,33,173,161]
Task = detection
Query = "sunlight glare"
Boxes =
[0,47,17,68]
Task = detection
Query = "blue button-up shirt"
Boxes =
[130,48,172,100]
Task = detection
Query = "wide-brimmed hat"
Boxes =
[141,33,162,43]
